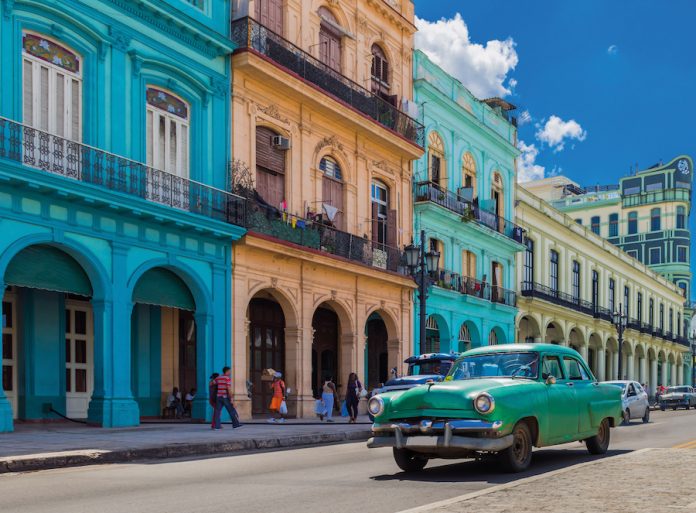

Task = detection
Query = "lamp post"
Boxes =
[404,229,440,354]
[612,303,628,380]
[691,341,696,388]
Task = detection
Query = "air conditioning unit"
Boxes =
[271,135,291,150]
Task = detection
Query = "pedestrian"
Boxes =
[167,387,184,418]
[321,376,338,423]
[345,372,363,423]
[208,373,219,429]
[268,372,286,423]
[212,366,241,430]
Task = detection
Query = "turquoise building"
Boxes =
[0,0,244,432]
[412,50,523,354]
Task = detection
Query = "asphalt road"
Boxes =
[2,409,696,513]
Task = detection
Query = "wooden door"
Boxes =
[254,0,283,34]
[249,299,285,415]
[65,300,93,419]
[319,26,341,72]
[321,175,343,229]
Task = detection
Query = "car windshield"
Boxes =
[449,352,539,380]
[408,360,453,377]
[667,387,690,394]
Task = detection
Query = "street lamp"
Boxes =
[691,341,696,388]
[404,229,440,354]
[612,303,628,380]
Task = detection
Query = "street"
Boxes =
[1,409,695,513]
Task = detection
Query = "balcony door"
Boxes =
[65,300,93,419]
[320,156,344,230]
[318,7,342,72]
[255,0,283,35]
[255,126,286,209]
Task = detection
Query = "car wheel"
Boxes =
[642,406,650,424]
[686,405,690,411]
[660,405,666,411]
[622,409,631,425]
[586,418,611,455]
[499,422,533,473]
[392,448,428,473]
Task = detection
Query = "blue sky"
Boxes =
[414,0,695,286]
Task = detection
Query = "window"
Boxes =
[608,278,615,313]
[462,152,477,199]
[650,208,661,231]
[609,213,619,237]
[318,7,342,72]
[649,247,661,264]
[371,181,390,245]
[679,282,688,300]
[669,307,674,334]
[591,216,600,235]
[320,156,344,229]
[677,312,681,336]
[523,239,534,288]
[677,246,688,263]
[592,270,599,310]
[677,206,686,229]
[428,132,445,186]
[659,303,664,330]
[549,250,559,294]
[255,126,286,208]
[624,285,630,317]
[491,172,504,221]
[370,44,390,94]
[491,261,504,302]
[462,250,477,278]
[575,218,583,225]
[542,355,564,380]
[626,250,639,260]
[637,292,643,323]
[649,298,654,327]
[458,324,471,352]
[429,238,444,272]
[564,357,590,381]
[627,212,638,234]
[254,0,283,35]
[146,87,190,178]
[572,260,580,301]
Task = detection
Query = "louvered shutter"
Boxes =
[371,202,379,243]
[386,209,397,247]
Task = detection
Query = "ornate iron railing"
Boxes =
[594,306,613,322]
[230,17,424,147]
[414,182,525,243]
[521,282,594,316]
[433,269,516,307]
[627,318,642,332]
[0,117,246,226]
[246,201,403,273]
[675,335,690,347]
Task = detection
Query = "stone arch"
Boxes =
[568,327,585,352]
[247,284,300,330]
[457,320,481,351]
[425,313,451,353]
[489,325,506,345]
[315,2,353,35]
[517,313,541,343]
[544,320,565,345]
[365,306,399,342]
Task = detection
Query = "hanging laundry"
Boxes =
[322,203,339,222]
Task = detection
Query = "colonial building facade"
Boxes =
[228,0,423,417]
[412,50,523,354]
[516,185,691,392]
[0,0,244,432]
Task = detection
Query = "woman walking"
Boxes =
[321,376,338,423]
[268,372,286,423]
[345,372,363,423]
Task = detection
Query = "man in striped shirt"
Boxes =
[212,366,241,430]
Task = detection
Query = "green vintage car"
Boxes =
[367,344,622,473]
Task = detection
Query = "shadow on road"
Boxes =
[370,447,631,484]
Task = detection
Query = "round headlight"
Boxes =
[474,393,495,414]
[368,396,384,417]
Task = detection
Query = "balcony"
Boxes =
[521,282,594,316]
[622,188,691,208]
[627,318,642,332]
[0,117,246,226]
[675,336,691,347]
[246,201,403,274]
[230,17,424,147]
[593,306,613,322]
[414,182,525,244]
[433,269,516,307]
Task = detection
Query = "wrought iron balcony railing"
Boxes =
[433,269,516,307]
[627,318,642,332]
[0,117,246,226]
[521,282,594,316]
[594,306,613,322]
[414,181,525,244]
[230,17,424,147]
[247,201,403,273]
[675,335,690,347]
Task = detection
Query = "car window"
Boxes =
[627,384,636,396]
[542,355,564,380]
[634,383,644,393]
[563,357,589,381]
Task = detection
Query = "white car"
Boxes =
[604,381,650,424]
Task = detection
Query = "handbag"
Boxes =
[279,400,288,415]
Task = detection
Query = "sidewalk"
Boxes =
[399,448,696,513]
[0,417,372,474]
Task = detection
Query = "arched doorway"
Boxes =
[312,305,340,397]
[568,327,583,354]
[2,244,95,420]
[365,312,388,390]
[517,315,540,343]
[489,326,505,345]
[545,321,564,345]
[247,297,285,415]
[425,315,447,353]
[458,321,480,352]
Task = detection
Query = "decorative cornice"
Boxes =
[316,135,344,153]
[128,50,143,76]
[210,76,228,97]
[110,26,131,52]
[258,103,289,123]
[2,0,15,20]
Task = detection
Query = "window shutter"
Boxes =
[387,209,397,247]
[382,59,389,84]
[39,66,49,131]
[371,202,379,243]
[23,59,33,124]
[255,127,285,173]
[146,110,154,166]
[56,74,65,137]
[431,155,440,183]
[70,79,80,141]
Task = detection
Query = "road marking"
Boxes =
[394,449,654,513]
[673,440,696,449]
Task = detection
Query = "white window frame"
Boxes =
[65,301,93,419]
[146,88,190,179]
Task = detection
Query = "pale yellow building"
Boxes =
[516,184,690,392]
[229,0,424,417]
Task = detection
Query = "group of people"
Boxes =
[166,387,196,419]
[315,372,365,423]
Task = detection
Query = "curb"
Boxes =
[0,429,372,474]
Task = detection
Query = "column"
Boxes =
[677,364,683,386]
[192,312,212,421]
[284,327,307,418]
[0,283,13,432]
[627,352,635,381]
[339,332,358,400]
[640,357,647,386]
[612,352,619,380]
[650,358,658,395]
[387,338,403,377]
[661,360,668,387]
[597,348,606,381]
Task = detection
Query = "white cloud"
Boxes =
[607,44,618,55]
[518,109,532,126]
[415,14,519,98]
[535,115,587,152]
[517,140,545,183]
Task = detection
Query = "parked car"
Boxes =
[368,353,459,421]
[367,344,622,473]
[659,386,696,410]
[604,381,650,424]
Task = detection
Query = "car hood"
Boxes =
[384,375,443,387]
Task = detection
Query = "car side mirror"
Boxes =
[545,376,556,385]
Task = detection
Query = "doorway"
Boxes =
[249,298,285,415]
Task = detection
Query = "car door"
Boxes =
[633,382,649,416]
[542,354,578,444]
[625,383,639,417]
[563,356,594,435]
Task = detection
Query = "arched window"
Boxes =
[22,33,82,139]
[461,152,477,200]
[371,44,390,94]
[650,208,661,231]
[627,211,638,234]
[255,126,286,208]
[425,315,440,353]
[146,88,190,178]
[319,156,344,229]
[676,206,686,229]
[427,132,445,187]
[318,7,342,72]
[459,324,472,352]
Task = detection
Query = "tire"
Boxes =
[660,405,665,411]
[622,409,631,425]
[586,418,611,455]
[498,422,533,473]
[642,406,650,424]
[686,405,690,411]
[392,448,428,473]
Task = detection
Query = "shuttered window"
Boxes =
[318,7,342,72]
[256,126,286,208]
[254,0,283,35]
[371,44,389,92]
[146,88,190,178]
[320,156,344,229]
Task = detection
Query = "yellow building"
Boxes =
[229,0,424,417]
[516,185,690,392]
